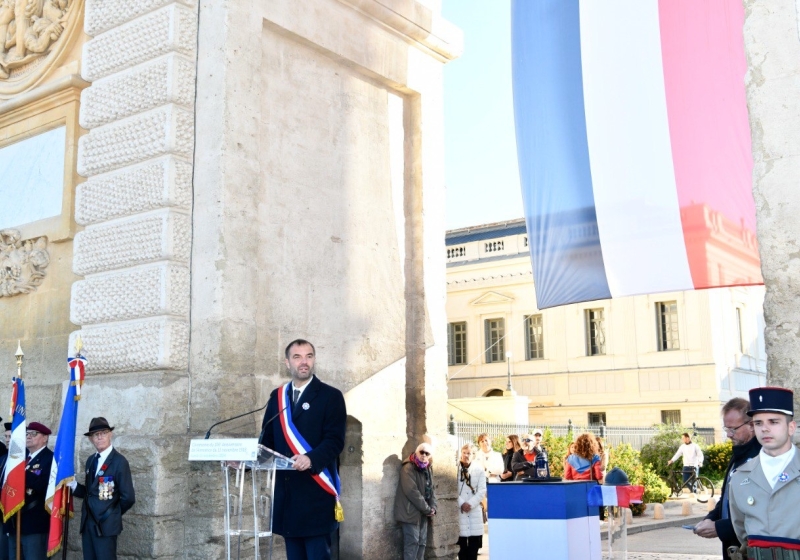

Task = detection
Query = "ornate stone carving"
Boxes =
[0,228,49,296]
[0,0,84,96]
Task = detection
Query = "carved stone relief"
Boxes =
[0,0,83,96]
[0,228,49,296]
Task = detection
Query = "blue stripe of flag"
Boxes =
[511,0,611,309]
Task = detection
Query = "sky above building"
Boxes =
[443,0,523,230]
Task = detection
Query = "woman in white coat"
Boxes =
[457,444,487,560]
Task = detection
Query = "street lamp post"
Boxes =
[506,351,513,392]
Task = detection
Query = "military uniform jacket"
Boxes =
[16,447,53,535]
[73,448,135,537]
[729,447,800,544]
[259,375,346,539]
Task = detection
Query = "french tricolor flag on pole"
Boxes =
[512,0,762,309]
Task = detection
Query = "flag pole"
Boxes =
[61,485,71,560]
[14,342,22,560]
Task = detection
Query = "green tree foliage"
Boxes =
[702,441,732,481]
[639,424,697,479]
[608,443,670,515]
[541,429,571,478]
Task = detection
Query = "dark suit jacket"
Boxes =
[259,375,346,538]
[18,447,53,535]
[704,436,761,557]
[73,448,135,537]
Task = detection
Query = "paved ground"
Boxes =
[478,494,724,559]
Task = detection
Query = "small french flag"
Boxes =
[587,485,644,508]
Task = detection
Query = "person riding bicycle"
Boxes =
[668,432,704,491]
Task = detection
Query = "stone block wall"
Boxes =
[73,0,198,556]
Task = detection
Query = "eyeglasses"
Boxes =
[522,438,532,443]
[419,450,431,456]
[723,421,752,435]
[90,430,111,438]
[25,432,40,438]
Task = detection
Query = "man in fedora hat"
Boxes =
[729,387,800,559]
[70,417,135,560]
[6,421,53,559]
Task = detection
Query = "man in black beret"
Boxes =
[7,421,53,559]
[70,417,135,560]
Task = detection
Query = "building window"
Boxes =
[585,308,606,356]
[484,389,504,397]
[588,412,606,425]
[661,410,681,424]
[735,307,744,353]
[525,314,544,360]
[447,322,467,366]
[484,318,505,363]
[656,301,679,351]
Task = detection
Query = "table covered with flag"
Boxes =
[488,481,601,560]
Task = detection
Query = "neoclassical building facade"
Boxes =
[446,218,766,435]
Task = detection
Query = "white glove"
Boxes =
[68,480,77,491]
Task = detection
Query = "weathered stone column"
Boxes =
[743,1,800,409]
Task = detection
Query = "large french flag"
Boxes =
[512,0,763,309]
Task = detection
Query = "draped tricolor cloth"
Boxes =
[1,377,25,521]
[277,383,342,503]
[512,0,762,309]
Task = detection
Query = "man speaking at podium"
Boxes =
[260,339,346,560]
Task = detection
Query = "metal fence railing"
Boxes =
[449,418,715,452]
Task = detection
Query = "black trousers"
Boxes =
[283,534,332,560]
[457,535,483,560]
[81,524,117,560]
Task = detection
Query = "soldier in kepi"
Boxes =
[729,387,800,560]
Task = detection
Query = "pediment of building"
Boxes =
[470,291,515,305]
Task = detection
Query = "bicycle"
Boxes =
[667,468,715,503]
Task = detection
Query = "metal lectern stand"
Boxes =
[222,445,294,560]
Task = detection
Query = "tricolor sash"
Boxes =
[277,382,342,518]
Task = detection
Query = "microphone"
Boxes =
[204,401,269,439]
[257,403,289,445]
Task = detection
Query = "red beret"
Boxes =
[27,421,51,435]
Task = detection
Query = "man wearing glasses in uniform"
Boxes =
[693,397,761,559]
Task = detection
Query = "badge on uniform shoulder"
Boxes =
[302,402,310,410]
[778,472,789,483]
[740,478,750,485]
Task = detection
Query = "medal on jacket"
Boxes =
[98,476,115,500]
